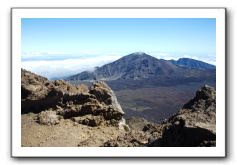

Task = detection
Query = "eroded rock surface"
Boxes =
[159,85,216,147]
[21,69,125,126]
[102,117,165,147]
[37,110,61,125]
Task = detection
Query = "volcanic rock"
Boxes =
[102,117,164,147]
[103,130,150,147]
[21,69,126,127]
[182,84,216,112]
[159,85,216,147]
[72,115,104,127]
[126,117,150,131]
[37,110,61,125]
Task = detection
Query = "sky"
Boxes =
[21,18,216,79]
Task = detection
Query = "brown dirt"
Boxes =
[21,113,125,147]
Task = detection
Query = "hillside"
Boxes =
[67,52,215,81]
[170,58,216,69]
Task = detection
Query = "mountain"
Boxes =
[170,58,215,70]
[65,52,216,123]
[66,52,215,81]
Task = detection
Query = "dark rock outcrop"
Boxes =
[89,81,124,120]
[161,120,216,147]
[21,69,125,126]
[72,115,104,127]
[158,85,216,147]
[182,84,216,112]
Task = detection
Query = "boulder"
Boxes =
[37,110,61,125]
[21,69,51,100]
[126,117,150,131]
[89,81,125,120]
[72,115,104,127]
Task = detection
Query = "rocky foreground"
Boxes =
[21,69,216,147]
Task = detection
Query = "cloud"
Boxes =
[181,54,216,65]
[22,54,122,79]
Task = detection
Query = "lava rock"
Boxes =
[37,110,61,125]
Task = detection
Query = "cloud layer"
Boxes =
[22,52,215,79]
[22,54,122,79]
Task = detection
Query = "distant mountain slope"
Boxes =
[170,58,215,69]
[66,52,215,81]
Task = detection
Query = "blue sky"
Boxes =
[21,18,216,79]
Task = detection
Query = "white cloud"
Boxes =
[181,54,216,65]
[22,54,122,79]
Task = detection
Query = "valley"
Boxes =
[70,76,215,123]
[67,52,216,123]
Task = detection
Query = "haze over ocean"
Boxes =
[21,18,216,79]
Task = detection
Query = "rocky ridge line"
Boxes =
[21,69,126,128]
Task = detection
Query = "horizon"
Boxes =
[22,52,215,79]
[21,18,216,79]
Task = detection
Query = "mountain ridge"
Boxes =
[66,52,215,81]
[170,57,215,69]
